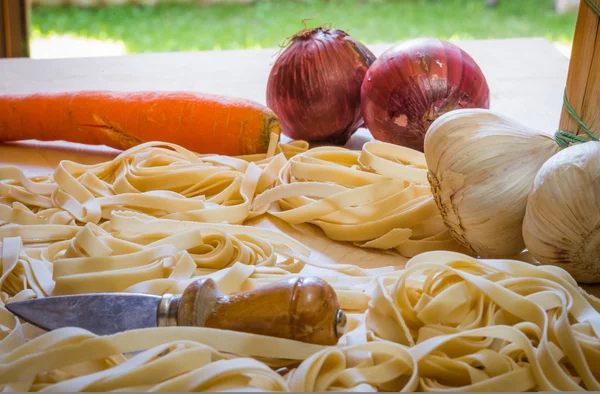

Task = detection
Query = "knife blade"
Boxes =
[6,276,347,346]
[6,293,161,336]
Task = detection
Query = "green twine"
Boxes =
[555,130,591,148]
[562,91,598,140]
[554,92,600,148]
[554,0,600,148]
[585,0,600,17]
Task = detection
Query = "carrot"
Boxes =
[0,91,281,156]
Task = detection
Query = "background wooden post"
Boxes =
[0,0,30,58]
[559,0,600,137]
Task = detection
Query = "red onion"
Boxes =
[267,27,376,143]
[361,38,490,152]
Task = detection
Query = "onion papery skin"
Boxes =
[361,38,490,152]
[267,27,376,143]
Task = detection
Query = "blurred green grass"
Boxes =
[30,0,577,54]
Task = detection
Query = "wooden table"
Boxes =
[0,37,569,170]
[4,37,596,294]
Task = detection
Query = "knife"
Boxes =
[6,276,347,346]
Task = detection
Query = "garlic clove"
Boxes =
[424,108,561,258]
[523,141,600,283]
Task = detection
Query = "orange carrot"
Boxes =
[0,91,281,156]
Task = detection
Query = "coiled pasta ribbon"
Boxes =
[253,141,467,257]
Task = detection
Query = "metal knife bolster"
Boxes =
[157,294,180,327]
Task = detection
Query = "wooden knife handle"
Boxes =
[176,276,346,346]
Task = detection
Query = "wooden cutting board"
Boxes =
[3,38,600,295]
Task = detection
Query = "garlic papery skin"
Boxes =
[424,109,561,258]
[523,141,600,283]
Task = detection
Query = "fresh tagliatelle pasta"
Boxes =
[1,139,600,391]
[0,138,307,228]
[252,141,468,257]
[2,247,600,391]
[1,138,461,257]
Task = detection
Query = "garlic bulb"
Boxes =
[523,141,600,283]
[424,109,561,258]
